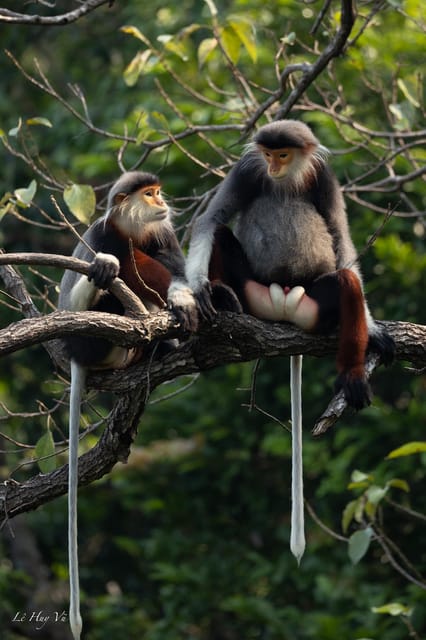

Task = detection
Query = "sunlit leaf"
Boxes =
[397,79,420,108]
[63,183,96,224]
[198,38,218,66]
[121,25,150,46]
[220,26,241,65]
[348,527,373,564]
[26,117,53,128]
[35,430,57,473]
[281,31,296,46]
[123,50,152,86]
[387,478,410,492]
[386,441,426,458]
[158,34,190,61]
[14,180,37,207]
[372,602,413,616]
[228,17,257,63]
[351,470,372,483]
[366,484,388,506]
[9,118,22,136]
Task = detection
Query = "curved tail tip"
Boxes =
[290,539,305,565]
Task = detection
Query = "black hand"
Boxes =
[88,255,120,290]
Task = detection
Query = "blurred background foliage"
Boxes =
[0,0,425,638]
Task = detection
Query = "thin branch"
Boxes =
[0,252,148,317]
[0,0,112,26]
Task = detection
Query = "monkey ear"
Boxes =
[113,192,128,205]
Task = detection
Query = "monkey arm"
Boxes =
[186,167,249,319]
[67,253,120,312]
[155,236,199,332]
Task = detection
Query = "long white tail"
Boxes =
[68,360,85,640]
[289,354,305,564]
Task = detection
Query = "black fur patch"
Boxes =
[253,120,318,150]
[107,171,160,208]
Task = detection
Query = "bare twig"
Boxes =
[0,0,112,26]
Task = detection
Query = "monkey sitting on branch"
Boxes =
[58,170,198,640]
[183,119,395,563]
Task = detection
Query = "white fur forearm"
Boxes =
[69,275,100,311]
[185,221,215,291]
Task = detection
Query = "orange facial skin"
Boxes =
[257,145,295,178]
[139,184,167,211]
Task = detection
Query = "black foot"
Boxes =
[368,326,395,366]
[334,372,372,411]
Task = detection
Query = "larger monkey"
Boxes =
[184,120,394,561]
[59,171,198,639]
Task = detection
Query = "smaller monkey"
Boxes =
[58,171,198,640]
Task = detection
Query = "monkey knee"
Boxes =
[211,282,243,313]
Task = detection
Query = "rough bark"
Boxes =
[0,305,424,524]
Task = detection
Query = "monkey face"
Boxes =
[139,185,169,219]
[257,144,294,179]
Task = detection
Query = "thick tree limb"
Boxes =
[0,307,424,523]
[1,249,425,523]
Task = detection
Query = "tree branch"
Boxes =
[0,311,423,523]
[0,252,149,316]
[0,0,112,26]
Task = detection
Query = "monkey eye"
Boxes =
[279,153,289,159]
[144,190,153,197]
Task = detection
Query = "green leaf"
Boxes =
[351,470,372,483]
[157,34,190,61]
[386,441,426,458]
[342,499,358,533]
[121,25,151,47]
[397,79,420,108]
[348,527,373,564]
[14,180,37,207]
[26,117,53,128]
[366,484,388,506]
[372,602,412,616]
[0,203,13,221]
[220,26,241,65]
[123,50,152,86]
[387,478,410,492]
[151,111,169,130]
[35,430,57,473]
[198,38,217,66]
[228,17,257,63]
[63,183,96,224]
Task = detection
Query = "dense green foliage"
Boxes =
[0,1,425,638]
